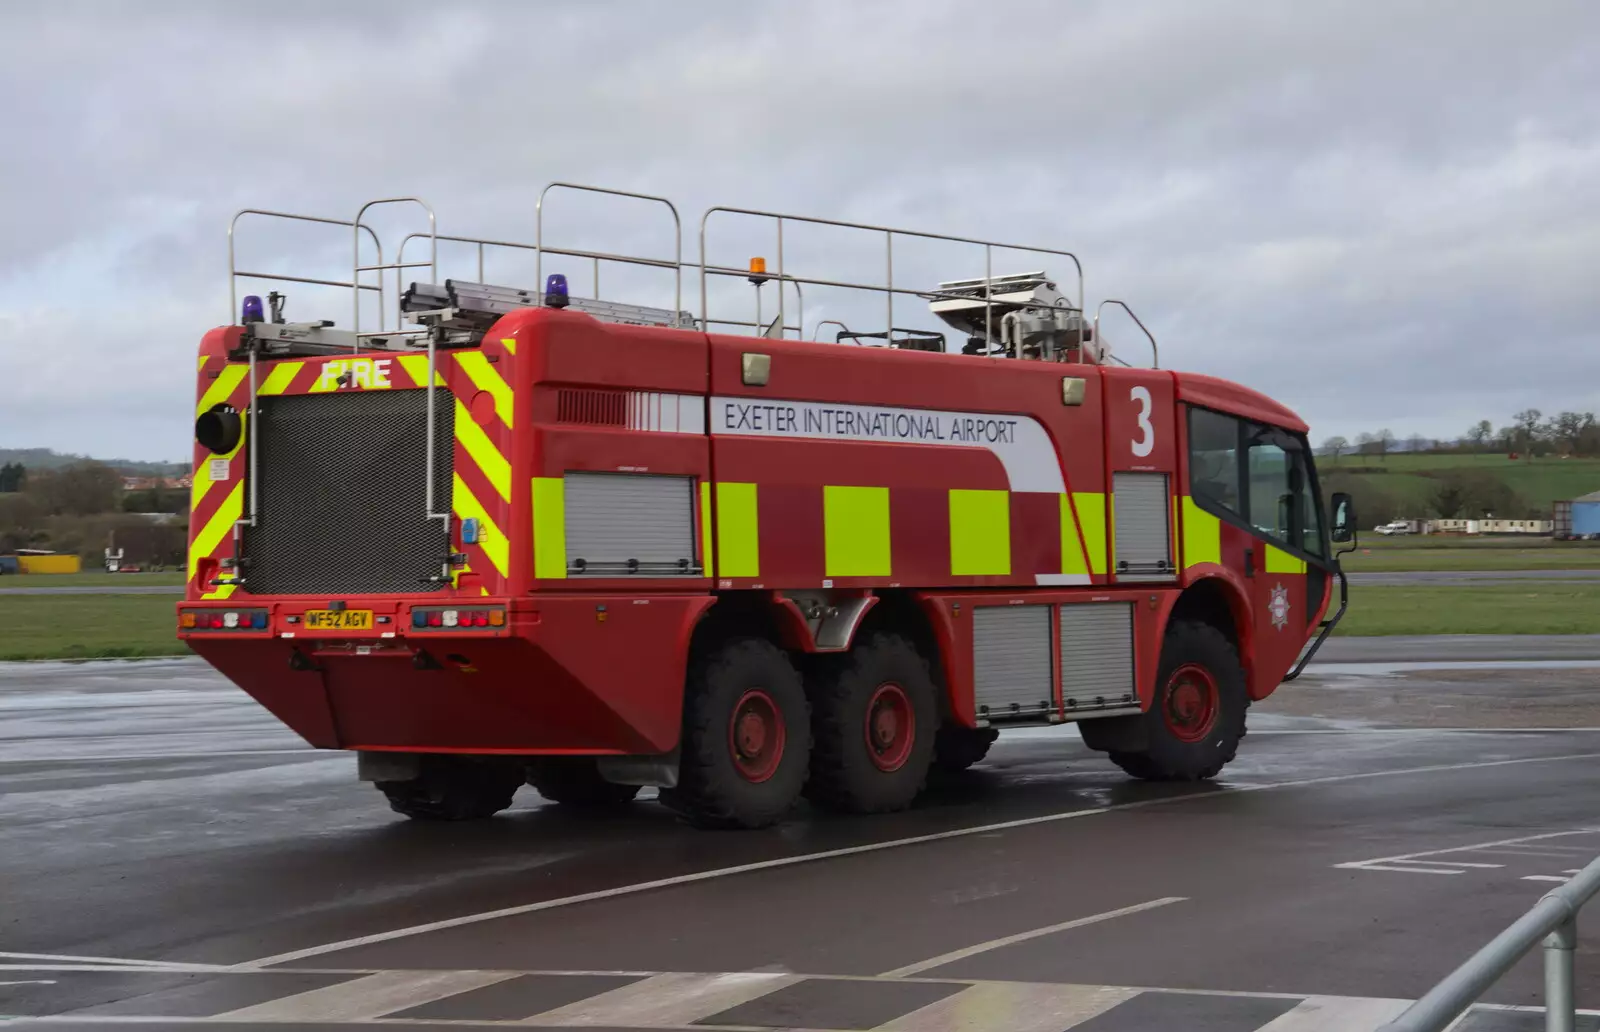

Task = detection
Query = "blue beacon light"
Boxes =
[544,274,570,309]
[241,295,265,324]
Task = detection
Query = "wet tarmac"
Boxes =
[4,649,1600,1030]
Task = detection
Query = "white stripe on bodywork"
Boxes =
[710,395,1065,492]
[628,392,705,434]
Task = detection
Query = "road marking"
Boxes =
[1255,995,1410,1030]
[1349,865,1465,875]
[878,981,1137,1031]
[1523,875,1571,883]
[879,897,1186,977]
[1336,827,1600,874]
[0,980,57,986]
[0,749,319,764]
[242,750,1600,969]
[0,951,230,972]
[212,969,518,1021]
[1388,860,1505,869]
[526,971,799,1026]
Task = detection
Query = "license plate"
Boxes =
[303,609,374,631]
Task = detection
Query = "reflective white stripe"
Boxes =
[528,971,799,1026]
[628,392,706,434]
[1036,573,1093,586]
[214,970,517,1021]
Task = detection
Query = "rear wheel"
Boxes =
[663,638,810,829]
[933,726,999,772]
[377,756,522,821]
[807,634,938,813]
[1109,619,1246,781]
[526,758,641,808]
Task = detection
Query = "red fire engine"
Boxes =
[183,186,1354,828]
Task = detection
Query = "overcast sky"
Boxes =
[2,0,1597,461]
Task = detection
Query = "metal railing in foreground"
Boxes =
[1378,853,1600,1032]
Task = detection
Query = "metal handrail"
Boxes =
[1094,299,1158,369]
[537,183,682,323]
[351,198,436,336]
[1378,853,1600,1032]
[699,205,1084,356]
[227,209,385,326]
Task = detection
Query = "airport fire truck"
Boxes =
[183,186,1353,828]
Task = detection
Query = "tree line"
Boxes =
[1321,410,1600,463]
[0,461,188,565]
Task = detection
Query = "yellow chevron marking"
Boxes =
[453,398,510,502]
[500,337,517,355]
[190,412,247,512]
[456,352,514,430]
[452,474,508,577]
[396,354,447,388]
[187,481,243,583]
[196,364,248,417]
[197,355,210,373]
[258,361,304,396]
[203,583,238,601]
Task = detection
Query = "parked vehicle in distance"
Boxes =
[1375,521,1412,535]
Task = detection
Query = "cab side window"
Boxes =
[1188,408,1243,516]
[1188,407,1325,559]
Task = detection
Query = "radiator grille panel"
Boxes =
[243,390,453,595]
[557,388,628,427]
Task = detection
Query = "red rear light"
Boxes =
[427,612,443,627]
[473,612,489,627]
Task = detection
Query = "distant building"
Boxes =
[1574,490,1600,537]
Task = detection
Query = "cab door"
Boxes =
[1241,426,1326,685]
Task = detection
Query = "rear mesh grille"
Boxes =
[557,388,628,427]
[242,390,453,595]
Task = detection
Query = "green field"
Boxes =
[1321,452,1600,516]
[1332,583,1600,636]
[0,571,186,588]
[1342,543,1600,572]
[0,594,189,661]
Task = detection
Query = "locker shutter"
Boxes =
[565,472,699,576]
[1113,472,1173,581]
[1059,603,1138,715]
[972,605,1052,720]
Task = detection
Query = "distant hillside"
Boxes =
[1320,452,1600,521]
[0,448,186,476]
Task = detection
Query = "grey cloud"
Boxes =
[3,0,1599,458]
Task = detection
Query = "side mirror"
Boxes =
[1330,492,1356,544]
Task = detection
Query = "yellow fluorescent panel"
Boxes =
[949,489,1010,576]
[824,485,891,578]
[716,482,760,578]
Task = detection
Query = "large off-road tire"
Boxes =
[526,758,641,808]
[661,638,810,829]
[377,756,522,821]
[806,633,939,813]
[933,726,999,773]
[1109,620,1247,781]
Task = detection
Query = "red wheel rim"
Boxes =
[1162,663,1219,743]
[729,689,785,783]
[864,682,915,773]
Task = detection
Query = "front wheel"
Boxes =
[1109,620,1247,781]
[663,638,810,829]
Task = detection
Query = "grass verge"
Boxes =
[0,571,186,588]
[1332,583,1600,636]
[0,594,190,661]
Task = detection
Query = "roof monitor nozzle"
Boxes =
[544,274,570,309]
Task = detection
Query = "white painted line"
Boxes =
[0,951,230,972]
[1388,861,1504,869]
[879,897,1186,977]
[877,981,1137,1032]
[1255,995,1411,1030]
[1522,875,1571,883]
[213,969,517,1021]
[526,971,799,1026]
[0,980,57,986]
[0,749,320,764]
[1336,827,1600,872]
[1352,865,1466,875]
[242,749,1600,969]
